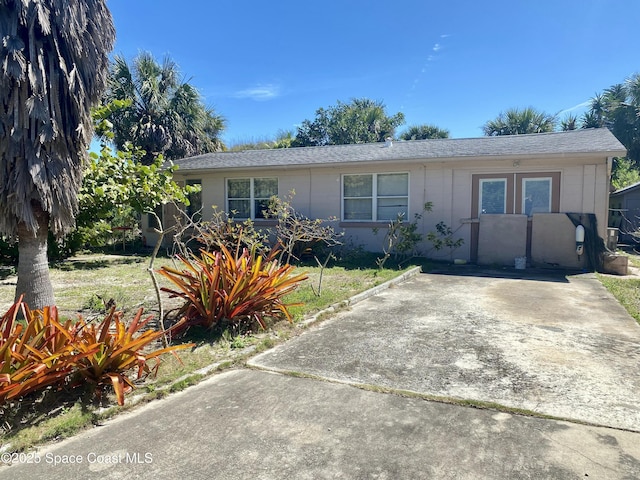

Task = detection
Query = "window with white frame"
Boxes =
[522,177,552,216]
[226,177,278,219]
[343,173,408,221]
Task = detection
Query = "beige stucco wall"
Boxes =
[530,214,586,269]
[560,163,609,239]
[144,153,611,266]
[477,214,528,265]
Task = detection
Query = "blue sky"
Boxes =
[106,0,640,146]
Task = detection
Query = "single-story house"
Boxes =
[609,180,640,244]
[145,128,626,269]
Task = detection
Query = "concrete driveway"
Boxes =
[251,269,640,431]
[4,268,640,479]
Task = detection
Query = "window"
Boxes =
[343,173,408,221]
[479,179,507,215]
[227,177,278,219]
[186,179,202,221]
[472,172,560,218]
[522,178,551,216]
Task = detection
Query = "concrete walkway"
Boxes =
[3,270,640,479]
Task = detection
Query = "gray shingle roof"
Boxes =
[173,128,626,172]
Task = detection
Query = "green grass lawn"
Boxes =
[0,251,422,454]
[597,245,640,325]
[598,275,640,323]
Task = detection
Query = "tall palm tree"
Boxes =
[483,107,557,136]
[0,0,115,308]
[587,93,606,126]
[104,52,226,164]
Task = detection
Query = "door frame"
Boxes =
[470,172,561,263]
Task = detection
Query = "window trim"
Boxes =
[478,178,508,216]
[521,176,552,217]
[226,176,278,220]
[341,172,409,222]
[514,172,561,215]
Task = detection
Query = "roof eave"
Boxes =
[174,149,626,175]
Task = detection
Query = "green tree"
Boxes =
[399,124,450,140]
[272,130,295,149]
[583,75,640,163]
[483,107,557,136]
[77,144,197,245]
[0,0,115,308]
[560,114,578,131]
[581,110,603,129]
[293,98,405,146]
[228,130,295,152]
[72,101,198,248]
[102,52,226,164]
[611,157,640,191]
[582,93,606,128]
[582,73,640,189]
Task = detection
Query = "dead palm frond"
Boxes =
[0,0,115,239]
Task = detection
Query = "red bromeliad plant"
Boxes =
[159,244,308,331]
[0,297,193,407]
[0,298,92,404]
[70,309,192,406]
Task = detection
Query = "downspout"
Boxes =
[605,156,613,233]
[422,164,428,250]
[308,168,312,217]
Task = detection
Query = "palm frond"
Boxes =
[0,0,115,238]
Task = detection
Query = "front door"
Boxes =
[470,172,561,263]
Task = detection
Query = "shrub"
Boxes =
[192,206,268,257]
[159,244,308,332]
[373,202,463,268]
[0,299,89,404]
[265,192,343,264]
[0,298,192,407]
[70,308,192,405]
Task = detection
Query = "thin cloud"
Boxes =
[233,84,281,101]
[558,100,591,115]
[406,34,449,99]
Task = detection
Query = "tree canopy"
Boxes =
[78,101,197,246]
[399,124,450,140]
[228,130,295,151]
[102,52,226,163]
[582,74,640,164]
[560,114,578,131]
[482,107,557,136]
[292,98,405,147]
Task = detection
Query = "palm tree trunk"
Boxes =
[15,202,55,309]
